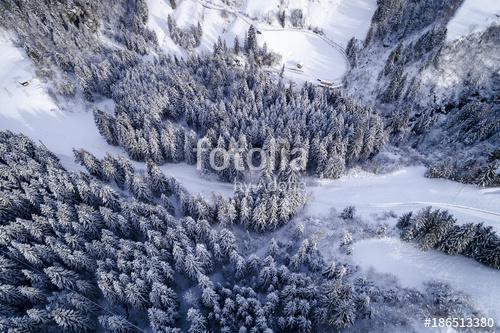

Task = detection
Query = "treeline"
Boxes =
[397,207,500,269]
[0,131,373,332]
[426,153,499,188]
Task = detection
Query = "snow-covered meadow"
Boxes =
[306,166,500,231]
[242,0,377,47]
[0,35,121,169]
[259,29,348,84]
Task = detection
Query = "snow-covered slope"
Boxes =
[0,35,57,123]
[243,0,377,47]
[145,0,233,55]
[446,0,500,41]
[353,238,500,321]
[145,0,184,55]
[144,0,377,85]
[259,30,348,84]
[0,35,118,168]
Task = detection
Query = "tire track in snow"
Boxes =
[371,202,500,216]
[369,201,500,222]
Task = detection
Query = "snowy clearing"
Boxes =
[446,0,500,41]
[306,166,500,231]
[0,35,120,168]
[352,238,500,321]
[259,29,348,84]
[242,0,377,47]
[158,163,234,199]
[145,0,354,85]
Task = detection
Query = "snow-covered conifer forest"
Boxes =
[0,0,498,331]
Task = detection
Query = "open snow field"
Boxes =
[352,238,500,321]
[0,35,120,168]
[446,0,500,41]
[144,0,369,85]
[159,163,234,198]
[259,30,348,84]
[306,167,500,231]
[244,0,377,47]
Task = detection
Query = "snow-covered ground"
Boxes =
[306,167,500,231]
[145,0,233,55]
[136,163,500,231]
[243,0,377,47]
[0,35,121,168]
[446,0,500,41]
[352,238,500,321]
[145,0,184,55]
[144,0,373,85]
[259,29,347,84]
[159,163,234,198]
[1,37,497,228]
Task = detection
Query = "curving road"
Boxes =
[196,0,350,86]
